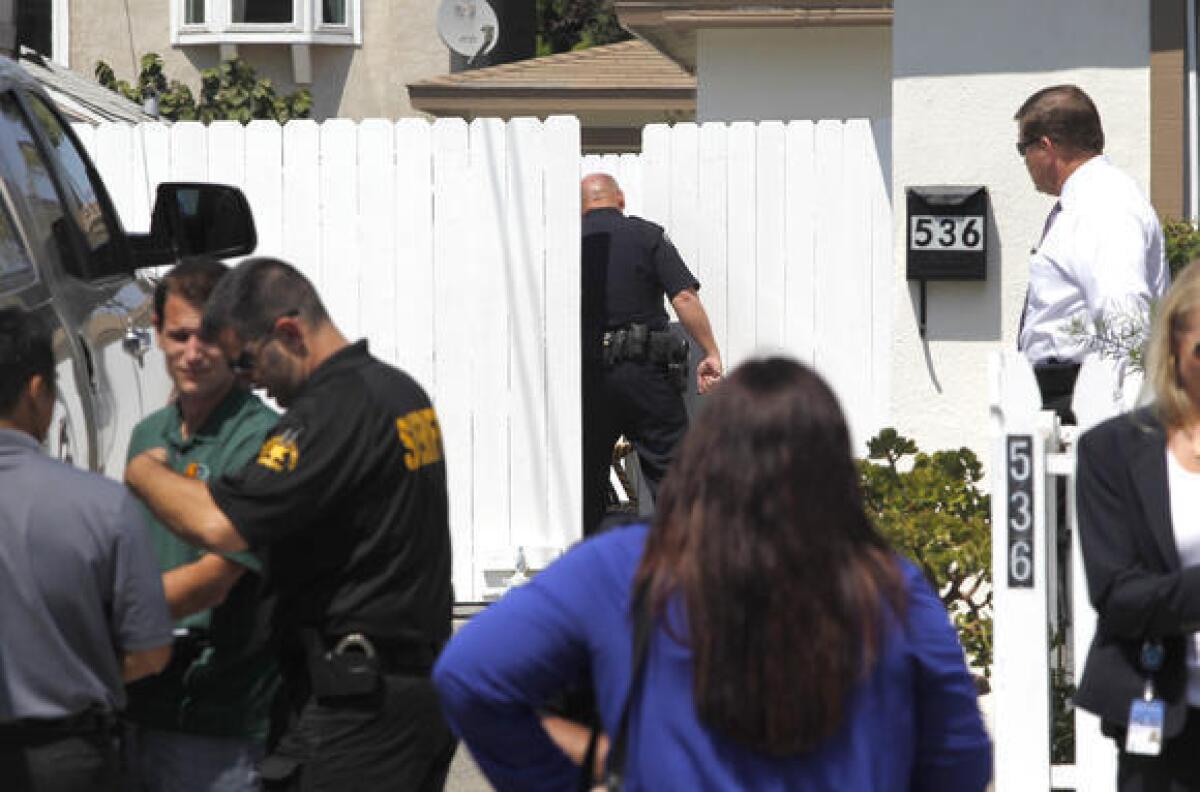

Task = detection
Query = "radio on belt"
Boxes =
[905,186,989,337]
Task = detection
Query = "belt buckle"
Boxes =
[331,633,376,660]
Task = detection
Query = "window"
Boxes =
[0,92,122,281]
[322,0,346,25]
[0,196,35,294]
[16,0,52,56]
[23,94,118,276]
[186,0,205,25]
[0,93,82,279]
[173,0,359,46]
[233,0,294,24]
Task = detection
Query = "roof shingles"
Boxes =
[408,40,694,93]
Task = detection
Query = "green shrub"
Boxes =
[859,429,992,678]
[1163,217,1200,279]
[96,53,311,124]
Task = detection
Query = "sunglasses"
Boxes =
[1016,138,1039,156]
[229,347,258,376]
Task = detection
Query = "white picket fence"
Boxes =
[79,117,892,600]
[990,351,1143,791]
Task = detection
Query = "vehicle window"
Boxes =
[0,196,34,294]
[22,93,118,277]
[0,92,80,278]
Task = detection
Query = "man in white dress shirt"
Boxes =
[1015,84,1169,422]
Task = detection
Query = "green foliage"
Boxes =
[95,54,311,124]
[1163,216,1200,279]
[536,0,630,56]
[859,429,992,677]
[1066,305,1152,374]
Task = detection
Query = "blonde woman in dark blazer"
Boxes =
[1075,261,1200,790]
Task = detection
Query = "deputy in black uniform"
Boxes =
[125,258,455,791]
[581,173,723,534]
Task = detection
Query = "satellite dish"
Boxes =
[437,0,500,60]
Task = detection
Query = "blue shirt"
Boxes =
[0,429,172,720]
[434,524,991,791]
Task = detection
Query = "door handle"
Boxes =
[122,326,152,365]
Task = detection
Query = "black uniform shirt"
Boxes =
[210,340,452,649]
[581,207,700,335]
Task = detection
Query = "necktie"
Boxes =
[1017,201,1062,351]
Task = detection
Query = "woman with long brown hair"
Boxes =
[434,358,991,790]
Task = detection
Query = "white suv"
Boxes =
[0,56,255,476]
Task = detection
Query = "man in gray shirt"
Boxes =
[0,308,173,791]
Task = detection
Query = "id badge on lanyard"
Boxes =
[1126,640,1166,757]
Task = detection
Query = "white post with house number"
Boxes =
[989,350,1052,791]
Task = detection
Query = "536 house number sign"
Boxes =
[909,215,984,251]
[1006,435,1034,588]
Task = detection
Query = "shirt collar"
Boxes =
[1059,154,1106,209]
[584,207,623,220]
[0,427,42,452]
[303,339,369,392]
[167,387,255,450]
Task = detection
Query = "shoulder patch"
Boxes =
[257,429,301,473]
[396,407,444,471]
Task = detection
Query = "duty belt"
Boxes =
[602,323,688,368]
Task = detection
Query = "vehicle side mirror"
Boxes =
[132,183,257,268]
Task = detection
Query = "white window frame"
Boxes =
[52,0,70,66]
[1189,0,1199,221]
[170,0,361,47]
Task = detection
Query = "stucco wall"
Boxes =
[890,0,1151,458]
[696,27,891,122]
[69,0,448,119]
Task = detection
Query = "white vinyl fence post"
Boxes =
[990,350,1053,790]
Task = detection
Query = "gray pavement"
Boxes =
[444,615,493,791]
[446,744,491,791]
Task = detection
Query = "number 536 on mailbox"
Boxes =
[906,186,988,281]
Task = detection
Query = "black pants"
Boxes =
[0,732,121,792]
[1034,361,1080,426]
[1117,708,1200,791]
[261,674,456,791]
[581,359,688,536]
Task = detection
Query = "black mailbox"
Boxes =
[905,186,988,281]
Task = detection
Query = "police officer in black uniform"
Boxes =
[581,173,723,534]
[125,258,456,791]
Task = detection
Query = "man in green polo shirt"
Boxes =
[124,259,280,791]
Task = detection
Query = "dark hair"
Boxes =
[0,308,55,417]
[200,257,329,343]
[153,257,230,328]
[635,358,905,755]
[1015,84,1104,155]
